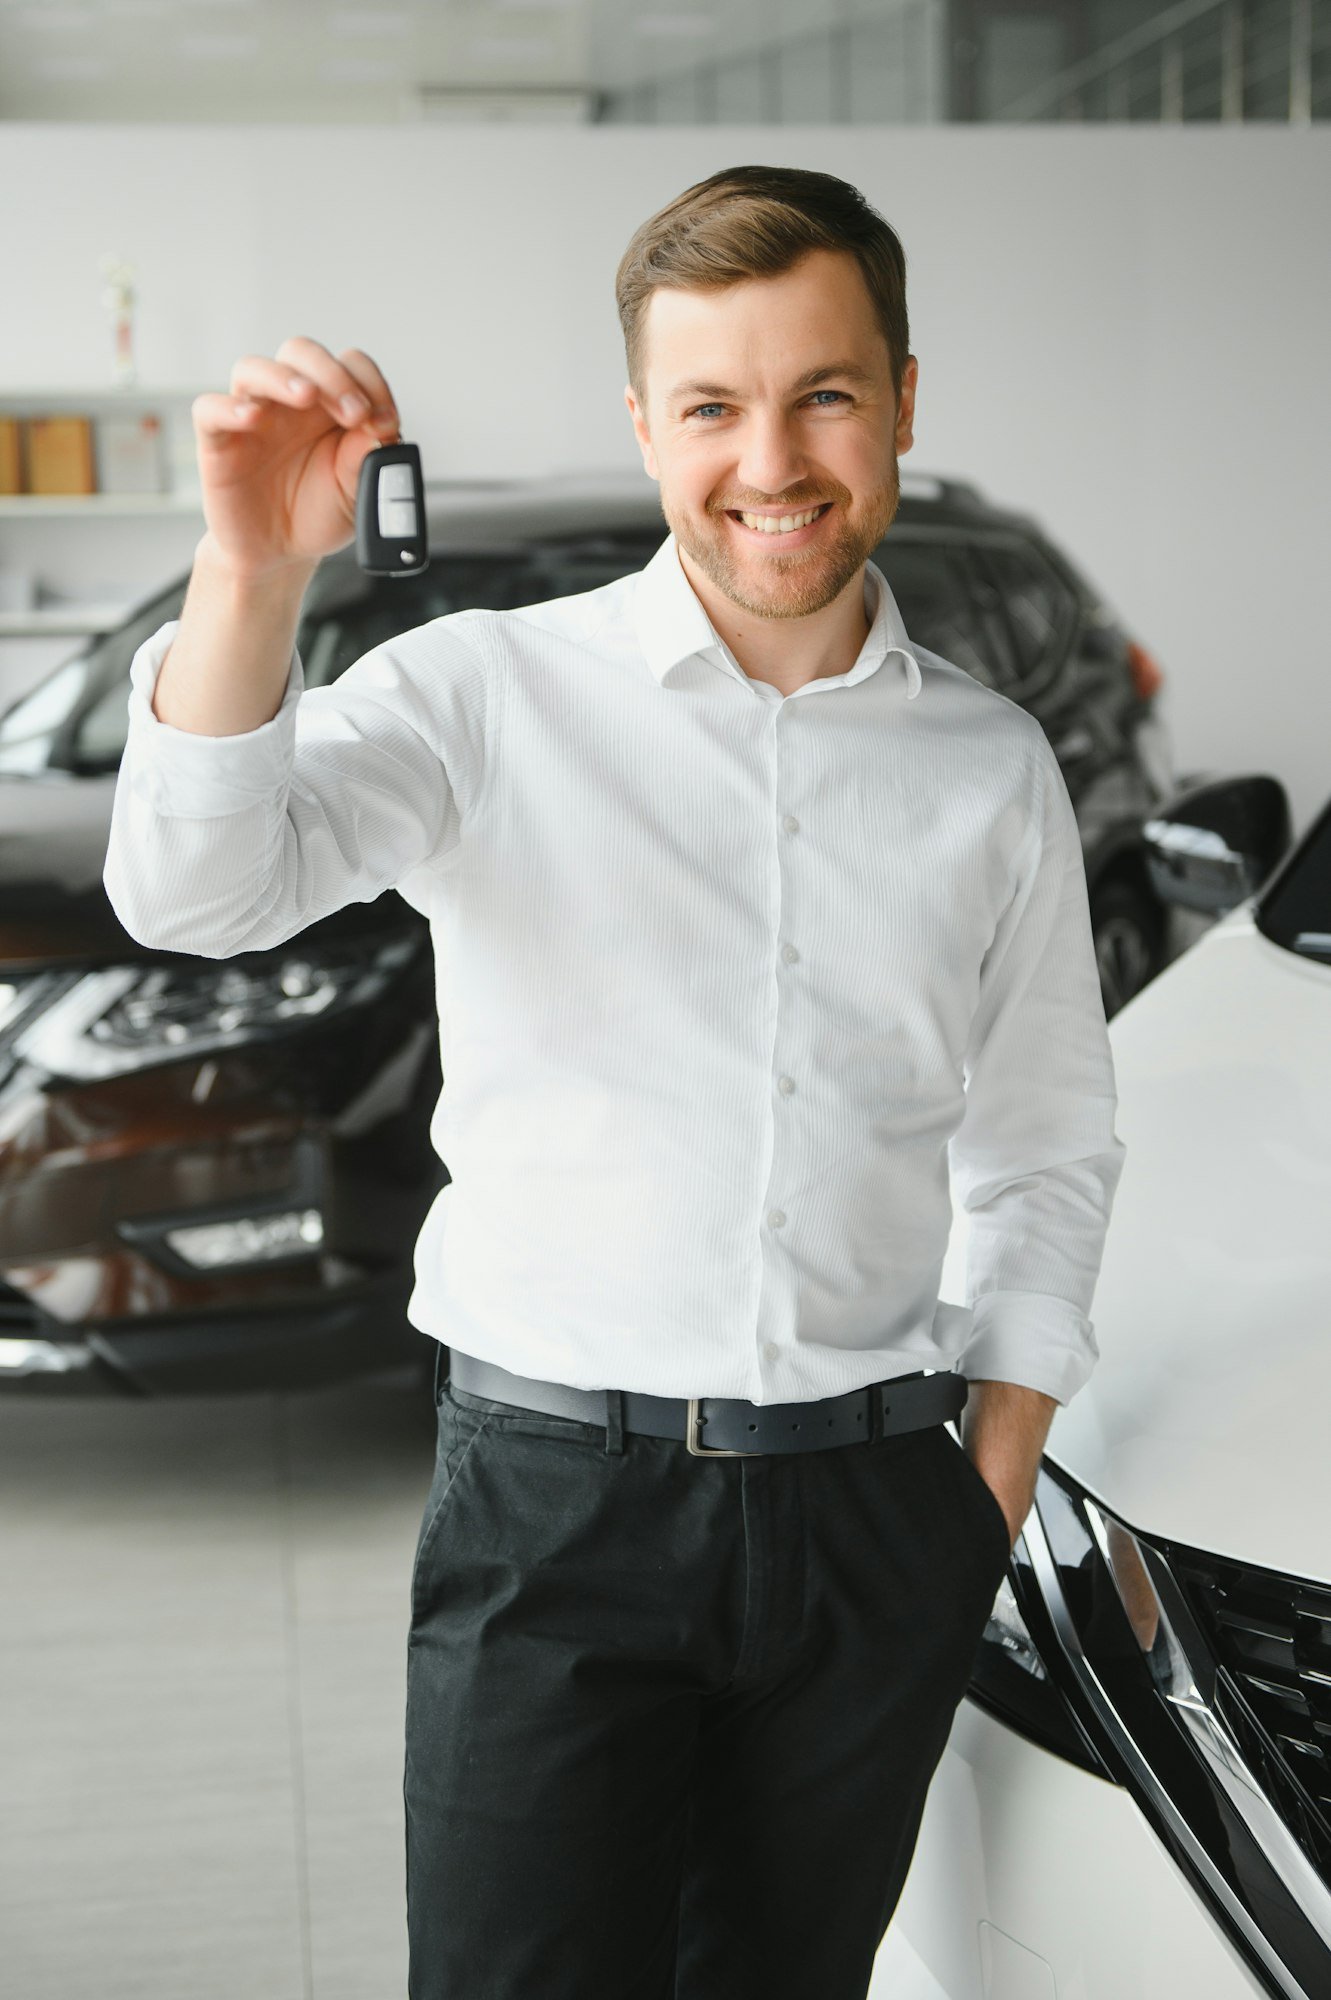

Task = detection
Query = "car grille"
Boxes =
[1170,1546,1331,1886]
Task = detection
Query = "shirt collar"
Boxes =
[630,529,923,699]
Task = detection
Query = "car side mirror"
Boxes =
[1143,775,1291,914]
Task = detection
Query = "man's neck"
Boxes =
[676,544,873,697]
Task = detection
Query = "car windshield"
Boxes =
[1255,795,1331,964]
[0,535,661,778]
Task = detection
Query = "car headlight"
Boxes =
[0,972,63,1040]
[12,934,420,1081]
[0,968,84,1091]
[981,1456,1331,2000]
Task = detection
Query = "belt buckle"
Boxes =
[686,1396,760,1458]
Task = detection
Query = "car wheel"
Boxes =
[1090,876,1165,1019]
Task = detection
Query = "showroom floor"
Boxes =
[0,1364,440,2000]
[0,1364,947,2000]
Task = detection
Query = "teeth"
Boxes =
[737,505,825,534]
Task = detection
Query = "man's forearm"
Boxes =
[960,1378,1058,1550]
[152,531,318,736]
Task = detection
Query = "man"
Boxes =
[104,163,1125,1999]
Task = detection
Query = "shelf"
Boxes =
[0,493,203,516]
[0,391,203,511]
[0,604,134,638]
[0,387,207,404]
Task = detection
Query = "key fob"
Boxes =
[355,440,428,576]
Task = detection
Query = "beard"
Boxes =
[660,448,901,623]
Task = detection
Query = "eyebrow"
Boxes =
[665,361,879,407]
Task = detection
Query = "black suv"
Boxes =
[0,470,1176,1396]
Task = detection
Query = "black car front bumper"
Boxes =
[0,1273,424,1396]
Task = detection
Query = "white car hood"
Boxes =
[946,904,1331,1583]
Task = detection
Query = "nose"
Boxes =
[734,410,811,505]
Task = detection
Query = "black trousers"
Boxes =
[404,1344,1012,2000]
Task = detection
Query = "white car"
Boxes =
[872,770,1331,2000]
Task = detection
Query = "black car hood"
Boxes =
[0,773,407,969]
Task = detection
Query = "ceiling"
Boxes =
[0,0,883,124]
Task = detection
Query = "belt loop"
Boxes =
[604,1387,625,1456]
[867,1381,884,1443]
[432,1340,447,1407]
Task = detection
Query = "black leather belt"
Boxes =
[446,1349,968,1457]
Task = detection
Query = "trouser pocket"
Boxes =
[941,1424,1013,1574]
[410,1395,493,1623]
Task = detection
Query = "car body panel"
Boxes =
[877,1700,1262,1999]
[0,773,133,963]
[1046,904,1330,1585]
[0,768,413,968]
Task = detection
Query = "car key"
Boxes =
[355,439,428,576]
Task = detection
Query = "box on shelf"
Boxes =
[95,411,168,495]
[24,416,96,496]
[0,417,20,495]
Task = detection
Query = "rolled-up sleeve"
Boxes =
[947,728,1128,1405]
[102,611,489,958]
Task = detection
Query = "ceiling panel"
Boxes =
[0,0,878,122]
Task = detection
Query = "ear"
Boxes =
[624,383,659,482]
[895,355,919,457]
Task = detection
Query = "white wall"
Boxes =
[2,122,1328,833]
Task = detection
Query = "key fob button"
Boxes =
[379,497,418,537]
[379,463,415,501]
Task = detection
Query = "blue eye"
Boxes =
[684,389,850,422]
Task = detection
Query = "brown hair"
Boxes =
[615,163,910,413]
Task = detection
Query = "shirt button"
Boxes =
[767,1209,786,1229]
[763,1342,780,1361]
[782,815,799,834]
[777,1075,795,1096]
[781,943,799,964]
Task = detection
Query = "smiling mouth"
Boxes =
[726,501,834,538]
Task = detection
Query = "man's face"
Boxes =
[624,246,917,623]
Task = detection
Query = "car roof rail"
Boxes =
[897,471,990,510]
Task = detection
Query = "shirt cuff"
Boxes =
[957,1289,1100,1406]
[123,617,304,818]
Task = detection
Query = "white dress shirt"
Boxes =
[104,530,1126,1407]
